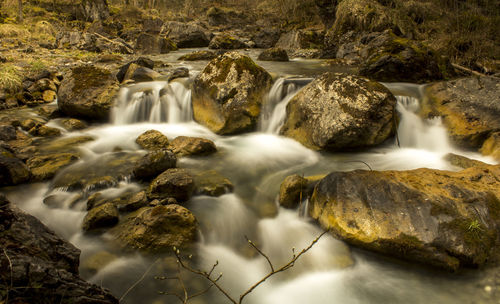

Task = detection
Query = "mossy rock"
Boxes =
[310,165,500,271]
[178,50,217,61]
[58,65,119,121]
[27,152,79,181]
[192,52,272,135]
[208,34,246,50]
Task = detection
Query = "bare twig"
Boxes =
[3,248,13,304]
[342,160,373,171]
[244,236,274,272]
[238,231,327,303]
[119,259,159,302]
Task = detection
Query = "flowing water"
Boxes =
[2,52,498,304]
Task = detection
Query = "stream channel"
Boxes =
[3,48,498,304]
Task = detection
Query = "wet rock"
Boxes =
[127,65,162,83]
[161,21,211,48]
[0,144,31,186]
[192,52,272,134]
[280,72,396,151]
[133,149,177,180]
[135,33,177,55]
[278,174,308,209]
[58,65,119,121]
[26,152,79,181]
[251,28,281,49]
[178,50,217,61]
[43,192,82,209]
[80,251,118,277]
[136,129,170,150]
[38,104,61,119]
[110,204,197,253]
[82,202,119,232]
[0,199,118,303]
[192,170,233,197]
[309,166,500,271]
[258,47,289,62]
[0,124,17,141]
[358,31,454,83]
[119,191,149,212]
[38,135,94,154]
[170,136,217,157]
[148,168,194,202]
[28,124,62,137]
[168,67,189,81]
[61,118,88,131]
[42,90,57,102]
[481,132,500,162]
[116,57,155,83]
[208,34,246,50]
[444,153,489,170]
[423,76,500,149]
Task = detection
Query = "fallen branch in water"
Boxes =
[159,231,327,304]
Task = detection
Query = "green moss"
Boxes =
[71,66,111,95]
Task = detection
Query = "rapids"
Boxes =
[3,50,497,304]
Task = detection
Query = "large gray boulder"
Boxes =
[280,72,396,151]
[0,197,118,303]
[161,21,211,48]
[192,52,272,135]
[422,76,500,149]
[309,165,500,271]
[58,65,119,121]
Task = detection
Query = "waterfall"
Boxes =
[111,81,192,124]
[395,95,452,152]
[259,78,307,134]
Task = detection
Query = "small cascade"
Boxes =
[112,81,192,124]
[395,95,452,152]
[260,78,305,134]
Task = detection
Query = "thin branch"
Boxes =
[120,259,159,302]
[451,63,486,77]
[342,160,373,171]
[244,236,274,272]
[239,231,327,303]
[3,248,13,304]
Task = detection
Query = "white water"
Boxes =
[3,77,497,304]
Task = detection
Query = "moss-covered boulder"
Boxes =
[280,72,396,151]
[309,165,500,271]
[26,152,79,181]
[358,31,454,83]
[148,168,194,202]
[133,149,177,180]
[161,21,211,48]
[208,34,246,50]
[135,129,169,150]
[135,33,177,54]
[58,65,119,121]
[258,47,289,62]
[82,202,119,232]
[169,136,217,157]
[192,170,233,197]
[178,50,217,61]
[422,76,500,149]
[192,52,272,135]
[60,118,87,131]
[110,204,197,253]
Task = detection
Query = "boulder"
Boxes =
[208,34,246,50]
[61,118,88,131]
[118,191,149,212]
[0,198,118,303]
[178,50,217,61]
[168,67,189,81]
[110,204,197,253]
[161,21,211,48]
[28,124,62,137]
[133,149,177,180]
[0,124,17,141]
[126,65,161,83]
[258,47,289,62]
[169,136,217,157]
[280,72,396,150]
[251,28,281,49]
[422,76,500,149]
[358,31,454,83]
[82,202,119,232]
[192,52,272,134]
[135,129,170,150]
[481,132,500,161]
[192,170,233,197]
[0,145,31,186]
[143,18,163,34]
[309,166,500,271]
[148,168,194,202]
[135,33,177,55]
[278,174,308,209]
[116,57,155,83]
[58,65,119,121]
[26,152,79,181]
